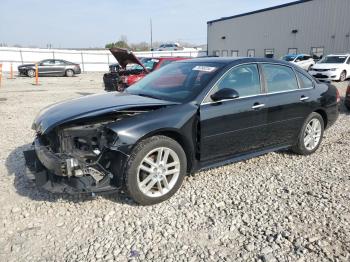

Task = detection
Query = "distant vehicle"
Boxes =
[157,43,184,51]
[18,59,81,77]
[282,54,315,71]
[345,82,350,110]
[103,48,188,91]
[309,54,350,82]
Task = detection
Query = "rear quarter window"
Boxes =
[262,64,299,93]
[297,72,314,89]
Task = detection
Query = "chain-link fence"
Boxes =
[0,47,207,72]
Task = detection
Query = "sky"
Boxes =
[0,0,293,48]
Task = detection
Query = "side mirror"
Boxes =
[210,88,239,102]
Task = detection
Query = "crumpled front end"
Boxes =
[23,113,140,195]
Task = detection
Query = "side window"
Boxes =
[41,60,53,66]
[347,57,350,64]
[215,64,261,97]
[297,72,314,89]
[262,64,299,93]
[295,56,302,62]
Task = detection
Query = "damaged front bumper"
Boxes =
[23,138,126,195]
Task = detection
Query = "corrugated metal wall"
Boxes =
[207,0,350,58]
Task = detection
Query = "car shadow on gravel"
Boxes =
[5,143,136,205]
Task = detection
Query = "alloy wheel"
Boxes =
[340,71,346,82]
[303,118,322,151]
[137,147,180,198]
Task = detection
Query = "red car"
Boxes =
[103,48,188,92]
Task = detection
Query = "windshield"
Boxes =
[126,62,224,103]
[282,56,296,62]
[319,56,348,64]
[127,58,159,71]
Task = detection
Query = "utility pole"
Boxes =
[150,18,153,50]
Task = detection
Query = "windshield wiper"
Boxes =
[136,93,160,100]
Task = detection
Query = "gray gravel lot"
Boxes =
[0,73,349,262]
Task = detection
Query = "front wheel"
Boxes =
[339,71,347,82]
[27,69,35,78]
[125,136,187,205]
[292,112,324,155]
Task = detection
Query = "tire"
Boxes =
[345,103,350,111]
[292,112,324,155]
[125,135,187,205]
[65,69,74,77]
[339,70,346,82]
[27,69,35,78]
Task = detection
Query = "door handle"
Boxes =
[300,96,309,101]
[252,103,265,109]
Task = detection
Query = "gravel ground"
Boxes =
[0,73,349,262]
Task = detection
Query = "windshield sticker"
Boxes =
[193,66,217,72]
[151,59,159,62]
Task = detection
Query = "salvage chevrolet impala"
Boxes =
[24,58,340,205]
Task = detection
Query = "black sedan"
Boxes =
[24,58,340,205]
[18,59,81,77]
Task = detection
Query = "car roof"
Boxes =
[180,57,295,67]
[327,54,350,57]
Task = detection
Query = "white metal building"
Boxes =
[207,0,350,59]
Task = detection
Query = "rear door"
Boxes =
[53,60,67,75]
[262,63,314,146]
[200,63,268,161]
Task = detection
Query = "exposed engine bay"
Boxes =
[25,109,152,193]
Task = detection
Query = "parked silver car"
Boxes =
[18,59,81,77]
[156,43,184,51]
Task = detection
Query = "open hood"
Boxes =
[32,92,175,134]
[109,48,148,71]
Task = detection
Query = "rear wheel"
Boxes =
[65,69,74,77]
[125,135,187,205]
[339,70,347,82]
[27,69,35,78]
[292,112,324,155]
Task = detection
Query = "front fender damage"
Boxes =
[23,107,167,195]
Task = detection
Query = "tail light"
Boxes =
[336,88,341,103]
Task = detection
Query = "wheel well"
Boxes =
[314,109,328,128]
[147,130,194,173]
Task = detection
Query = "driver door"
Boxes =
[199,63,268,162]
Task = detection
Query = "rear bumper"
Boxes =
[103,73,118,92]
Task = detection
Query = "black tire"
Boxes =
[292,112,324,155]
[339,71,347,82]
[65,69,74,77]
[27,69,35,78]
[125,135,187,205]
[345,103,350,111]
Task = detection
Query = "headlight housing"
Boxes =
[330,68,338,71]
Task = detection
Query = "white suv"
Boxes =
[309,54,350,82]
[282,54,315,71]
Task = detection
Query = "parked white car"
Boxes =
[157,43,183,51]
[282,54,315,71]
[309,54,350,82]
